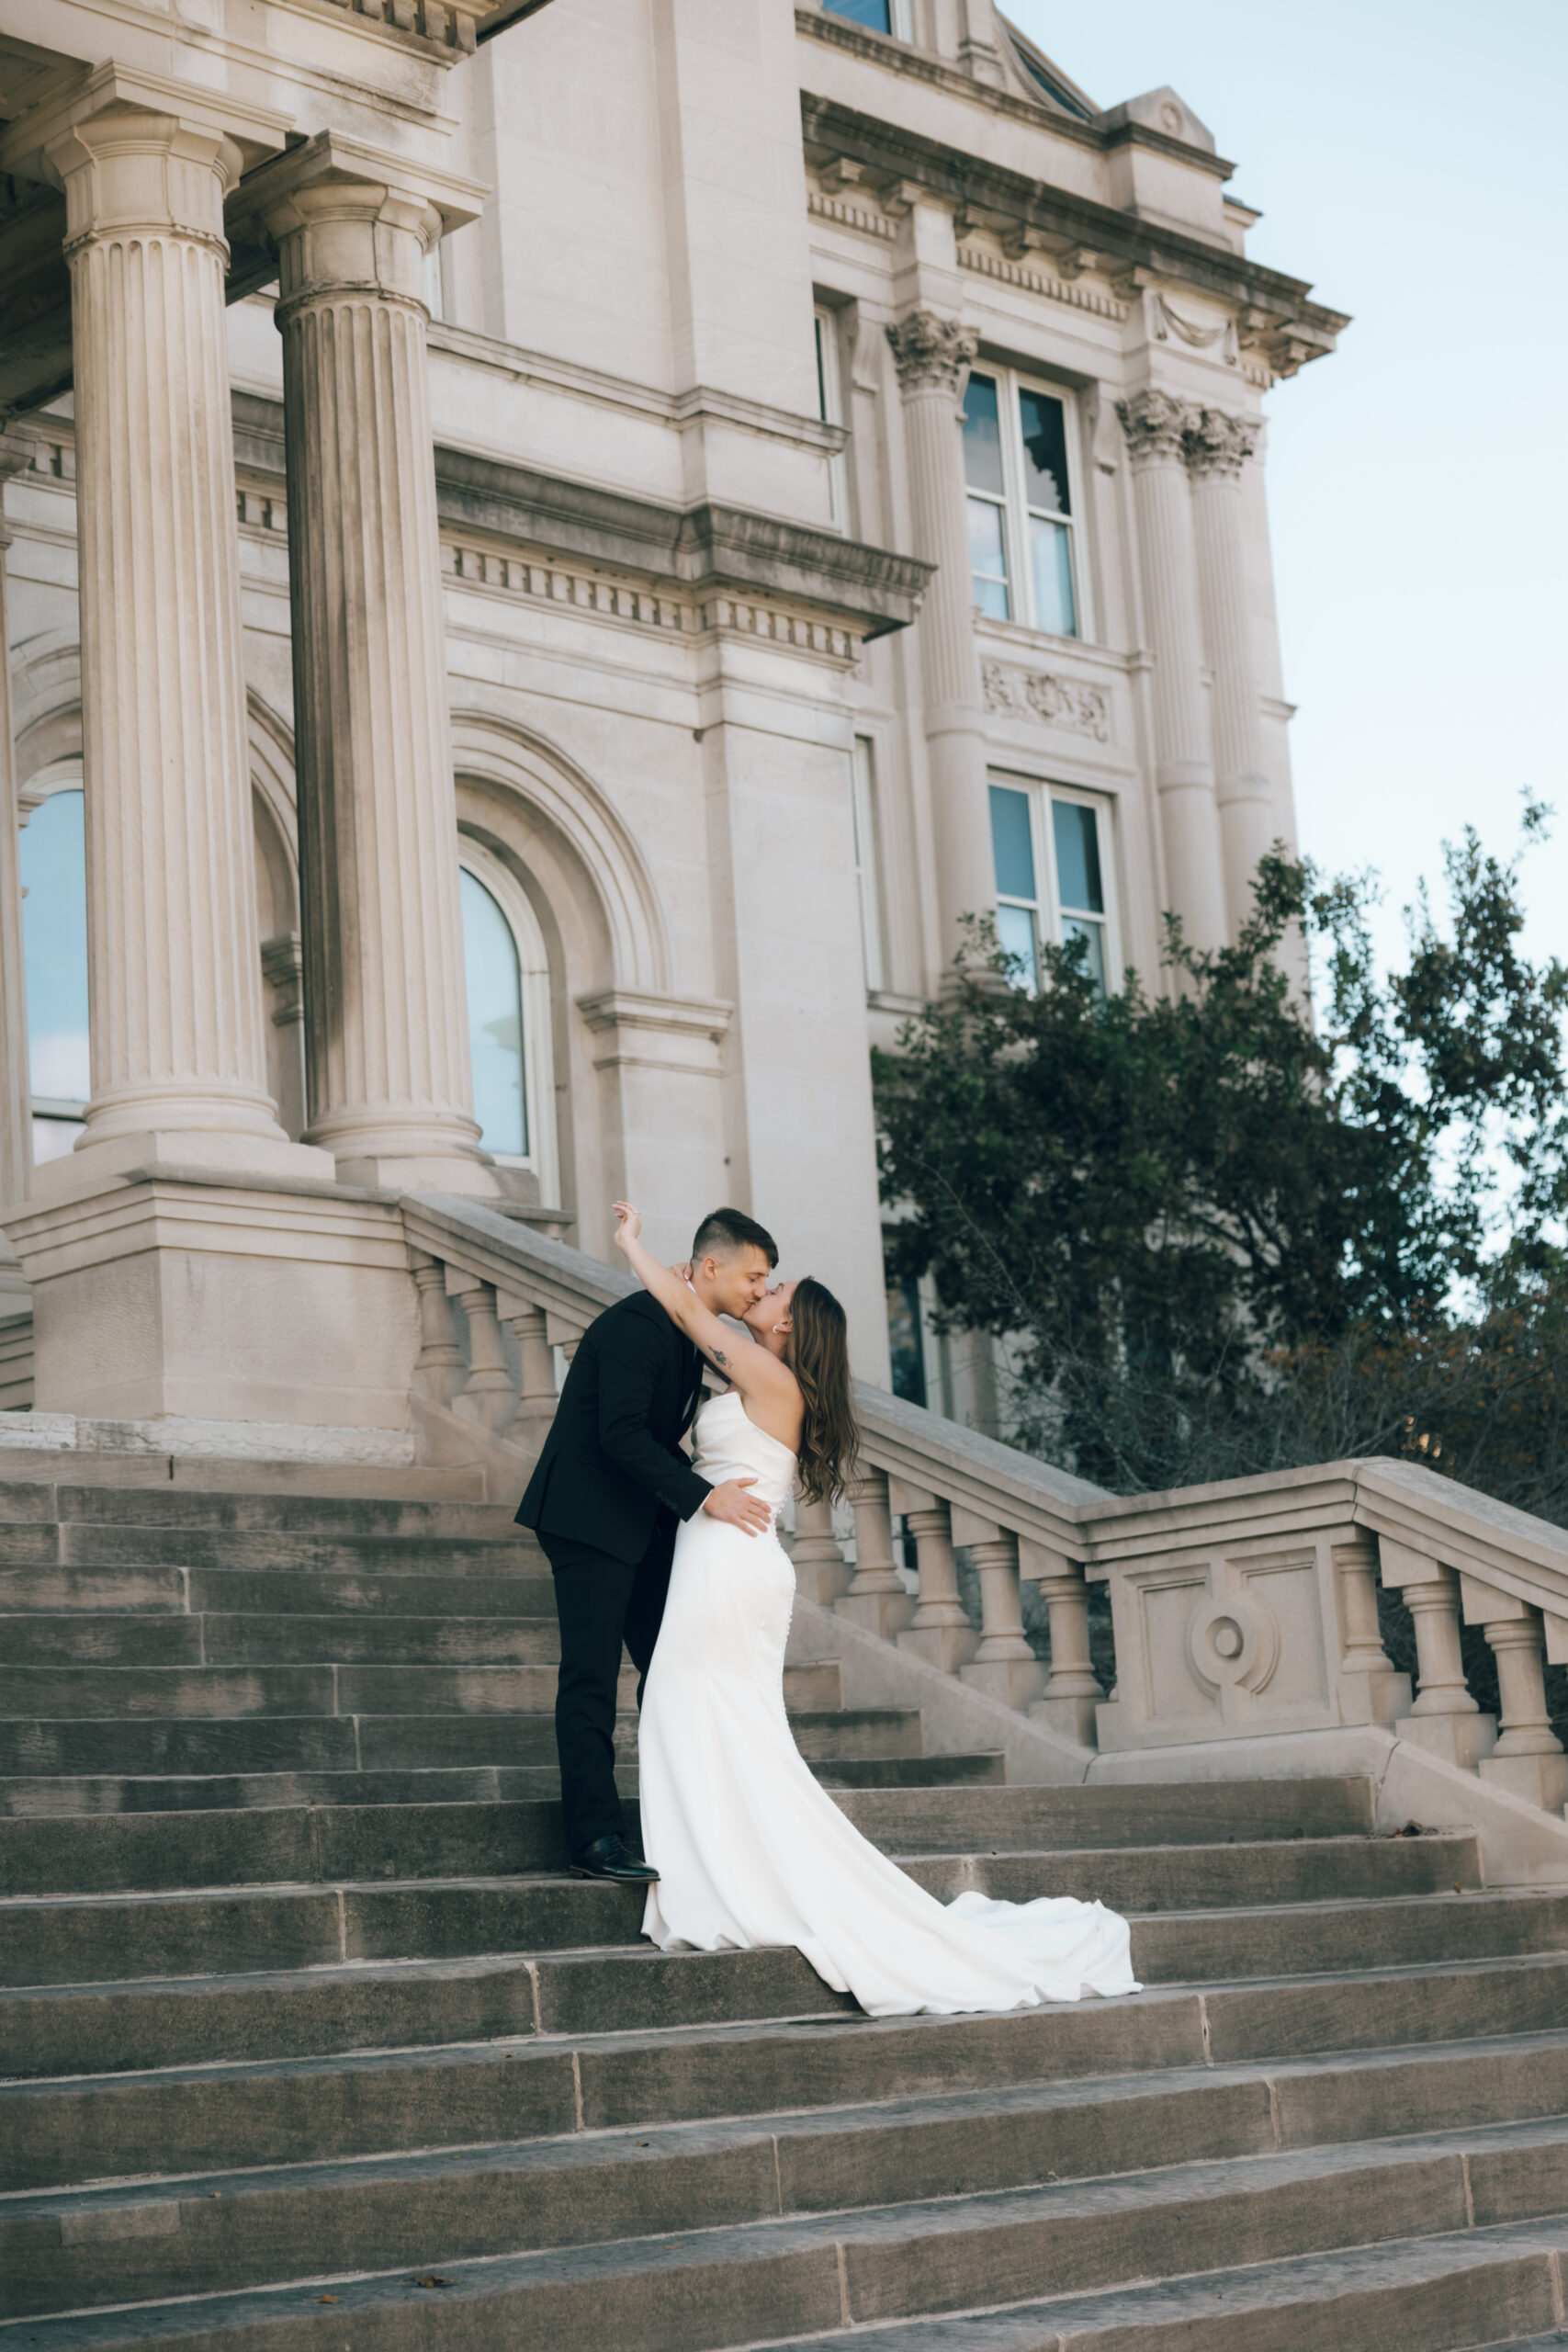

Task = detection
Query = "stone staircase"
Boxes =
[4,1469,1568,2350]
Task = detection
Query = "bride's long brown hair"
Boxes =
[784,1277,861,1506]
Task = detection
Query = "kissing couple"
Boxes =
[516,1204,1140,2018]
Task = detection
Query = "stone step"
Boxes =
[0,1782,1479,1903]
[814,1753,1008,1788]
[0,1703,923,1800]
[829,1776,1376,1852]
[0,1656,840,1725]
[3,1871,1562,1998]
[9,2133,1568,2348]
[744,2223,1568,2352]
[0,1754,1000,1817]
[0,1614,560,1668]
[10,2052,1568,2314]
[40,1486,531,1537]
[2,1524,545,1574]
[1,1563,561,1617]
[7,1935,1564,2097]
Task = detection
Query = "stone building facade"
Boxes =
[0,0,1343,1444]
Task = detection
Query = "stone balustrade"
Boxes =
[399,1193,1568,1822]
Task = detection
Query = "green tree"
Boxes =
[874,809,1568,1500]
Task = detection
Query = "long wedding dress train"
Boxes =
[638,1391,1140,2018]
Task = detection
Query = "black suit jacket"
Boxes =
[514,1292,711,1565]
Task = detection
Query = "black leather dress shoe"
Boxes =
[569,1834,659,1884]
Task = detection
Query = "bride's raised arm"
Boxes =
[611,1204,795,1408]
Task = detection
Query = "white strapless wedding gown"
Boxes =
[638,1391,1140,2018]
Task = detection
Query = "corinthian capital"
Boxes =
[1183,404,1259,480]
[886,309,978,398]
[1115,386,1195,468]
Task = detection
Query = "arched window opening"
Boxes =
[461,865,527,1159]
[457,839,559,1203]
[19,775,88,1164]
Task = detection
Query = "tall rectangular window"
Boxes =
[814,306,848,529]
[963,368,1084,638]
[989,779,1112,995]
[850,737,886,991]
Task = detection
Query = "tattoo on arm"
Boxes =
[711,1348,729,1368]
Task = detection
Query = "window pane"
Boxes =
[19,786,90,1107]
[989,785,1036,900]
[824,0,891,28]
[961,372,1006,495]
[1019,388,1071,514]
[996,900,1039,986]
[1052,798,1104,913]
[968,497,1010,618]
[1029,514,1077,637]
[886,1272,927,1408]
[814,314,829,424]
[1063,915,1107,996]
[460,867,528,1158]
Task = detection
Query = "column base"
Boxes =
[1479,1750,1568,1812]
[8,1159,419,1430]
[20,1128,337,1210]
[897,1623,978,1675]
[1337,1668,1414,1725]
[792,1557,852,1607]
[835,1589,916,1640]
[333,1152,502,1197]
[1395,1711,1498,1770]
[1030,1690,1102,1747]
[962,1657,1047,1711]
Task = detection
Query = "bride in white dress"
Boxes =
[611,1204,1140,2019]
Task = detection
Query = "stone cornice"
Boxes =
[800,91,1348,368]
[229,392,931,644]
[795,7,1235,181]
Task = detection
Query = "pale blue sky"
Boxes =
[1007,0,1568,973]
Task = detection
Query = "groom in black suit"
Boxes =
[516,1206,779,1881]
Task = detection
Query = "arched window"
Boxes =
[18,769,89,1165]
[457,841,559,1202]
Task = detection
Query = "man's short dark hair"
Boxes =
[692,1206,779,1269]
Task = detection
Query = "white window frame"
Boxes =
[963,365,1090,642]
[457,835,560,1204]
[814,305,849,531]
[849,736,886,992]
[989,772,1118,994]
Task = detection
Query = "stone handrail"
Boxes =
[403,1194,1568,1815]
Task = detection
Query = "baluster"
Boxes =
[450,1277,519,1433]
[408,1252,464,1408]
[835,1469,913,1639]
[1464,1583,1568,1810]
[791,1493,852,1606]
[1024,1549,1101,1746]
[1380,1544,1496,1770]
[501,1298,558,1441]
[895,1497,976,1674]
[1332,1537,1411,1724]
[959,1529,1045,1712]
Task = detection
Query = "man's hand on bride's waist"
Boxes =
[702,1477,772,1537]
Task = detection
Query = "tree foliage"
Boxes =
[874,810,1568,1506]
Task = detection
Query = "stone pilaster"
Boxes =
[0,430,33,1227]
[40,85,305,1171]
[886,308,996,974]
[1117,388,1227,953]
[1186,405,1274,935]
[255,134,491,1192]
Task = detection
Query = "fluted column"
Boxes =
[1187,406,1273,937]
[44,97,292,1157]
[258,138,490,1192]
[0,430,32,1221]
[1117,389,1226,954]
[887,311,996,974]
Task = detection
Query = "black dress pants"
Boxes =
[539,1526,673,1860]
